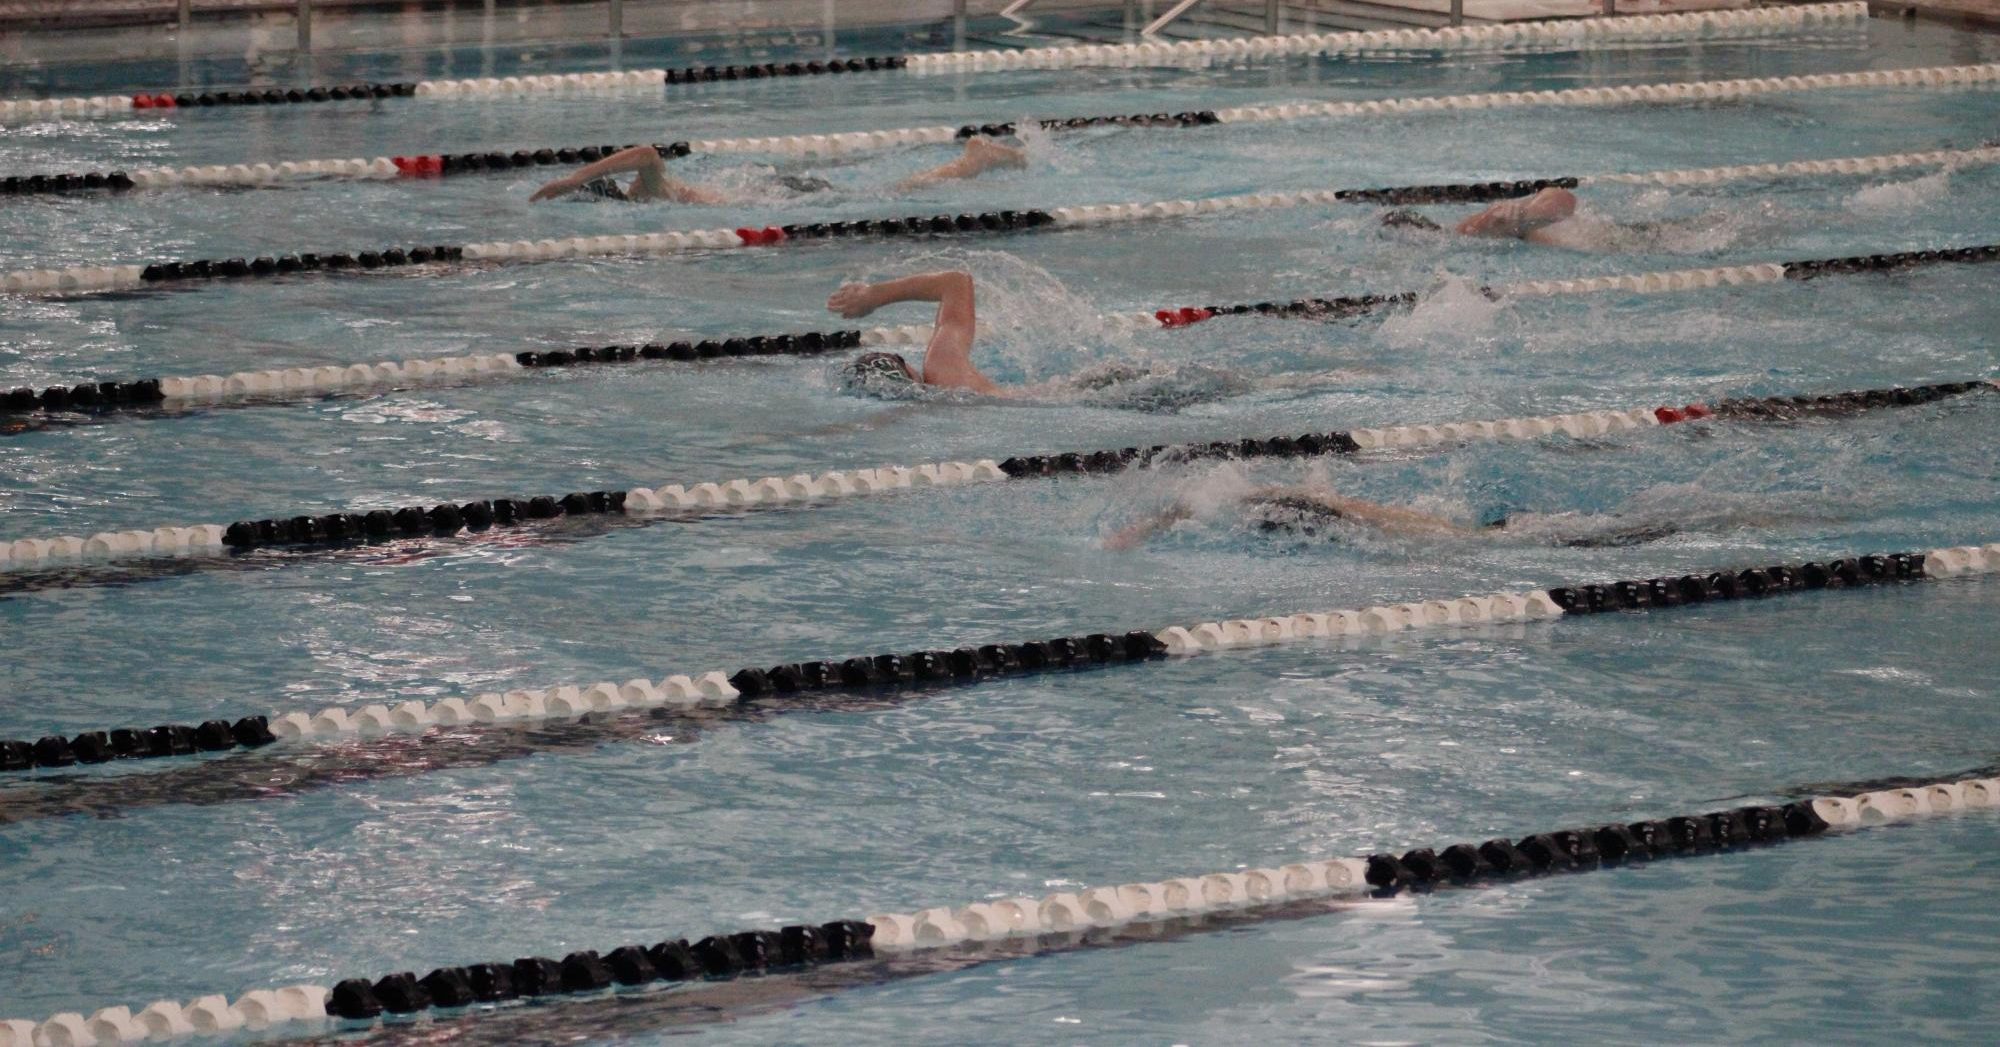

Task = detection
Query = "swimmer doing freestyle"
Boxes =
[1385,186,1720,252]
[1101,480,1806,551]
[827,269,1376,404]
[827,269,1005,395]
[529,136,1028,203]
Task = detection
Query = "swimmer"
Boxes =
[827,270,1380,404]
[1103,482,1691,551]
[1384,186,1717,253]
[530,137,1028,204]
[826,269,1006,396]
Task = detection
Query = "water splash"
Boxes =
[1377,274,1504,351]
[1845,167,1953,215]
[844,247,1140,384]
[1063,361,1263,414]
[1011,119,1085,177]
[693,161,846,204]
[1096,460,1261,548]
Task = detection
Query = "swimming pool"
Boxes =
[2,6,1998,1042]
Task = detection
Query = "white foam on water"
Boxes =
[1011,118,1086,177]
[898,247,1142,384]
[1845,167,1953,215]
[1376,274,1505,352]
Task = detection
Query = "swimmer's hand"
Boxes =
[826,282,881,319]
[529,174,586,203]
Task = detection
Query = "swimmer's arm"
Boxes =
[529,146,726,204]
[828,271,1000,395]
[914,271,1001,395]
[827,271,967,318]
[1104,504,1195,551]
[893,163,969,192]
[1257,487,1473,537]
[1455,187,1579,239]
[1455,197,1541,238]
[1318,495,1473,537]
[894,138,1028,191]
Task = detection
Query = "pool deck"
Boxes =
[0,0,1992,73]
[11,0,2000,32]
[1860,0,2000,30]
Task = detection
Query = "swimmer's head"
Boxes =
[845,351,920,391]
[1381,208,1443,232]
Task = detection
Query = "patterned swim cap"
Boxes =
[845,351,917,390]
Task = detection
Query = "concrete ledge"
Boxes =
[1864,0,2000,31]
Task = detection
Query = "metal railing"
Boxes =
[1139,0,1204,36]
[165,0,637,53]
[147,0,1547,58]
[1141,0,1473,38]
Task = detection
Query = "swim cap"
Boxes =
[1380,208,1442,232]
[845,351,917,391]
[574,175,628,201]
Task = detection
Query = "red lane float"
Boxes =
[1654,404,1715,424]
[735,226,789,246]
[390,155,444,177]
[1154,307,1214,328]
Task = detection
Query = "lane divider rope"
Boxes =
[0,142,696,198]
[1212,60,2000,128]
[1580,145,2000,187]
[897,3,1869,75]
[3,487,1994,770]
[8,118,1986,210]
[2,328,867,416]
[0,4,1864,127]
[1156,244,2000,328]
[0,62,901,126]
[0,81,416,125]
[7,760,1992,1043]
[8,138,2000,298]
[0,378,1986,582]
[22,69,1990,200]
[861,776,1997,951]
[11,244,1992,426]
[618,61,2000,159]
[413,60,2000,162]
[0,547,1980,766]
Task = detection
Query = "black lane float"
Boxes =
[0,538,1966,775]
[305,778,1878,1026]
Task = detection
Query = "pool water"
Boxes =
[1,13,1997,1043]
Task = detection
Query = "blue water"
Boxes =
[1,14,1998,1043]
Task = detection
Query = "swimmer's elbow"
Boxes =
[614,144,666,168]
[936,271,977,326]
